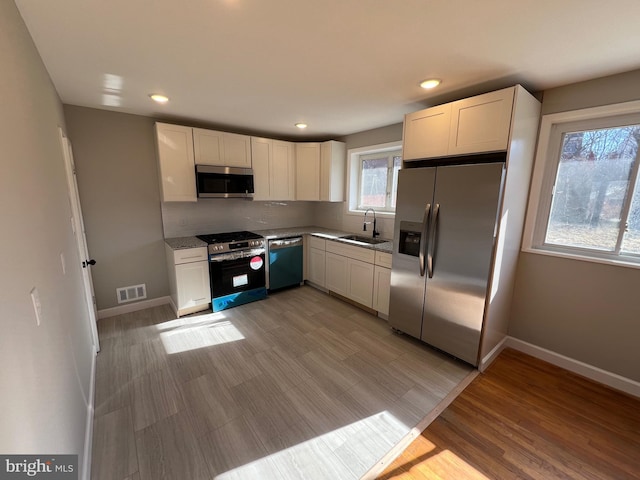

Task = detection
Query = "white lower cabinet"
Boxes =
[325,240,375,309]
[308,248,326,287]
[166,245,211,317]
[307,236,391,315]
[372,266,391,315]
[325,252,348,296]
[346,259,374,308]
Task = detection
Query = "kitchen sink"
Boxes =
[340,234,388,245]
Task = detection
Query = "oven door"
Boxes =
[209,249,266,297]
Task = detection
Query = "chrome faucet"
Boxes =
[363,208,380,238]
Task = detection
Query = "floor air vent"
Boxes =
[116,284,147,304]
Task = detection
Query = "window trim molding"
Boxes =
[522,99,640,268]
[345,141,402,218]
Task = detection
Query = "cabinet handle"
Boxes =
[194,297,206,302]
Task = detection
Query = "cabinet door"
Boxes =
[295,143,320,201]
[307,247,326,287]
[346,258,374,308]
[448,87,514,156]
[223,132,252,168]
[403,104,451,161]
[325,252,348,296]
[155,123,197,202]
[193,127,224,166]
[271,140,295,200]
[175,260,211,310]
[320,141,346,202]
[372,266,391,315]
[251,137,271,200]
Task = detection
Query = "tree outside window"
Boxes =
[545,124,640,256]
[358,151,402,212]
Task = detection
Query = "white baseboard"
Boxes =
[81,349,97,480]
[478,335,509,372]
[506,337,640,398]
[97,296,171,319]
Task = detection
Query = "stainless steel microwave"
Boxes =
[195,165,254,198]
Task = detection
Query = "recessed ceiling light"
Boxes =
[150,93,169,103]
[295,123,308,129]
[420,79,441,89]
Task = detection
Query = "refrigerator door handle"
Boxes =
[419,203,431,277]
[427,203,440,278]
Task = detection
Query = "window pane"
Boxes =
[390,156,402,209]
[545,126,639,251]
[360,157,388,208]
[621,176,640,254]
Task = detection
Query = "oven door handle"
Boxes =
[209,248,265,262]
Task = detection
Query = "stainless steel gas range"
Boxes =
[196,231,266,312]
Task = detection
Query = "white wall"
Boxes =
[509,69,640,382]
[0,0,95,474]
[314,123,404,238]
[63,106,168,310]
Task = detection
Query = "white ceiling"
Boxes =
[15,0,640,139]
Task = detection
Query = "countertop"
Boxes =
[165,226,393,253]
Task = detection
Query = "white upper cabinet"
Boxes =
[448,87,515,156]
[251,137,295,201]
[250,137,271,200]
[320,141,346,202]
[271,140,295,200]
[193,128,223,165]
[403,86,516,161]
[155,123,197,202]
[296,141,346,202]
[295,143,321,201]
[403,104,451,161]
[193,128,252,168]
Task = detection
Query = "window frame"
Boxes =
[345,141,403,217]
[355,151,402,212]
[522,99,640,269]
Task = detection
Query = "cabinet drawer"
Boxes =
[326,240,375,264]
[375,251,392,268]
[173,247,208,264]
[308,235,327,251]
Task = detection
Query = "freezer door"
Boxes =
[388,167,436,338]
[421,162,504,365]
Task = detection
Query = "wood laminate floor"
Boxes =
[377,348,640,480]
[91,286,472,480]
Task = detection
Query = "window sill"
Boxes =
[521,245,640,271]
[345,209,396,218]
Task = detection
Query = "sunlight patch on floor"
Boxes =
[156,312,245,354]
[216,411,409,480]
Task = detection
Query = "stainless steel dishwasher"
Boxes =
[268,237,304,291]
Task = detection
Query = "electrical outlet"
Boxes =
[30,287,43,326]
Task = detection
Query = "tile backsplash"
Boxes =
[162,199,396,240]
[161,200,317,237]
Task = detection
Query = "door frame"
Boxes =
[59,127,100,352]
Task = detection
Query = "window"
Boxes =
[347,142,402,216]
[524,101,640,266]
[357,151,402,211]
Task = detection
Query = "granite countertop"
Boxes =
[164,236,208,250]
[165,226,393,253]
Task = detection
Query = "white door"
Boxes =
[59,128,100,352]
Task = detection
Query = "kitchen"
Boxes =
[3,1,640,479]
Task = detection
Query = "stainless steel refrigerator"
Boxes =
[389,162,505,365]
